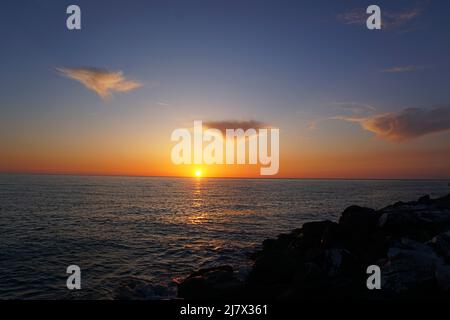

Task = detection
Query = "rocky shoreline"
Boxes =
[177,194,450,299]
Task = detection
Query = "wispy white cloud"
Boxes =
[57,67,142,100]
[338,6,423,30]
[337,9,367,25]
[308,102,375,131]
[156,101,170,106]
[383,7,423,29]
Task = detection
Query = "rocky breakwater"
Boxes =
[177,194,450,299]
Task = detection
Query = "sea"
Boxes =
[0,174,449,299]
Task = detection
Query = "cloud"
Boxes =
[383,7,423,29]
[308,102,375,130]
[381,65,424,73]
[57,67,142,99]
[203,120,269,133]
[337,9,367,25]
[336,106,450,141]
[338,6,423,30]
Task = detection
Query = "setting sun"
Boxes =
[195,170,202,177]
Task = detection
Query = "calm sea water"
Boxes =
[0,174,449,299]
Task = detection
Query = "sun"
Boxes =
[195,169,202,177]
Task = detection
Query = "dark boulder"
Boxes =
[418,195,432,204]
[378,198,450,242]
[430,231,450,263]
[178,194,450,300]
[336,205,386,262]
[381,238,444,295]
[434,194,450,208]
[339,205,377,230]
[301,220,336,248]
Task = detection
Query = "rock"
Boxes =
[378,196,450,241]
[418,195,431,204]
[323,248,354,277]
[247,248,300,288]
[434,194,450,207]
[386,238,440,262]
[336,205,386,262]
[430,231,450,262]
[261,238,278,252]
[177,194,450,300]
[435,264,450,291]
[177,266,243,299]
[301,220,336,248]
[382,238,443,293]
[338,205,381,243]
[339,206,377,230]
[320,222,342,248]
[259,229,302,255]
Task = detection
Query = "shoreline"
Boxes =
[177,194,450,300]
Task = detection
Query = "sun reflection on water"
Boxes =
[187,178,210,224]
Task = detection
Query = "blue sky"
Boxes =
[1,0,450,178]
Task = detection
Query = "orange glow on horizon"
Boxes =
[1,135,450,179]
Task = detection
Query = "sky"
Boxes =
[1,0,450,179]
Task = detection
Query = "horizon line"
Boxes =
[0,171,449,181]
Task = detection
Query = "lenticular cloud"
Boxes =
[57,67,142,99]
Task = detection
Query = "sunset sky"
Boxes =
[1,0,450,179]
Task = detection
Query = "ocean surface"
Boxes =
[0,174,449,299]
